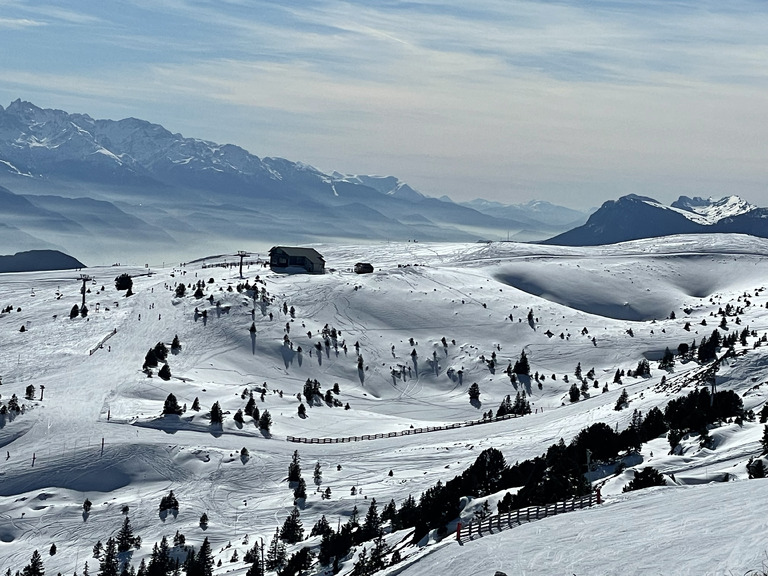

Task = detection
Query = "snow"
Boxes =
[644,196,756,225]
[2,235,768,574]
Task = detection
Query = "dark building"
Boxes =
[354,262,374,274]
[269,246,325,274]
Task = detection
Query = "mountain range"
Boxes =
[0,100,588,265]
[544,193,768,246]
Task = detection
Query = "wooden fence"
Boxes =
[89,328,118,356]
[286,412,521,444]
[457,491,601,543]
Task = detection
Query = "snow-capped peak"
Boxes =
[669,195,756,225]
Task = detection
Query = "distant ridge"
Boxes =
[0,249,84,273]
[544,194,768,246]
[0,100,581,263]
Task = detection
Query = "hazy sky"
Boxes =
[1,1,767,209]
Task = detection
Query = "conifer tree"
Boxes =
[258,410,272,432]
[158,364,171,381]
[116,516,141,552]
[266,529,286,571]
[288,450,302,482]
[99,538,119,576]
[313,461,322,485]
[513,350,530,375]
[162,394,182,416]
[210,402,223,424]
[294,477,307,501]
[360,498,382,541]
[279,507,304,544]
[615,388,629,411]
[22,550,44,576]
[194,538,214,576]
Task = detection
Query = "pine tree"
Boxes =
[116,516,140,553]
[279,507,304,544]
[313,461,322,485]
[511,391,531,415]
[143,348,159,369]
[99,538,119,576]
[468,382,480,401]
[158,364,171,381]
[244,396,256,417]
[568,383,580,402]
[199,513,209,528]
[162,394,182,416]
[288,450,302,482]
[210,402,223,425]
[70,304,80,319]
[93,541,103,559]
[171,335,181,351]
[191,397,200,411]
[360,498,382,540]
[233,409,244,424]
[575,362,582,379]
[513,350,530,375]
[762,425,768,454]
[293,477,307,501]
[615,388,629,411]
[310,515,332,537]
[195,538,214,576]
[258,410,272,432]
[22,550,44,576]
[368,534,390,573]
[266,529,286,572]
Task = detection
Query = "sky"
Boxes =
[1,1,768,209]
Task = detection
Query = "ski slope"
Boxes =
[2,234,768,575]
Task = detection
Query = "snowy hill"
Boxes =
[3,235,768,575]
[545,194,767,246]
[0,100,543,264]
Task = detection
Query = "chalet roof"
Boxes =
[269,246,325,262]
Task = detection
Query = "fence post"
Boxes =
[597,487,602,505]
[456,522,462,542]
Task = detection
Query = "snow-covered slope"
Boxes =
[2,235,768,575]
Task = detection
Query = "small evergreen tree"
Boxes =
[99,538,119,576]
[513,350,530,375]
[234,409,244,424]
[162,393,182,416]
[174,284,186,298]
[468,382,480,401]
[191,397,200,411]
[70,304,80,319]
[622,467,666,492]
[266,529,287,572]
[615,388,629,411]
[294,477,307,501]
[115,274,133,291]
[22,550,45,576]
[210,401,223,424]
[568,383,580,402]
[116,516,141,553]
[258,409,272,432]
[171,335,181,351]
[279,507,304,544]
[288,450,302,482]
[200,512,209,528]
[158,363,171,381]
[313,461,322,485]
